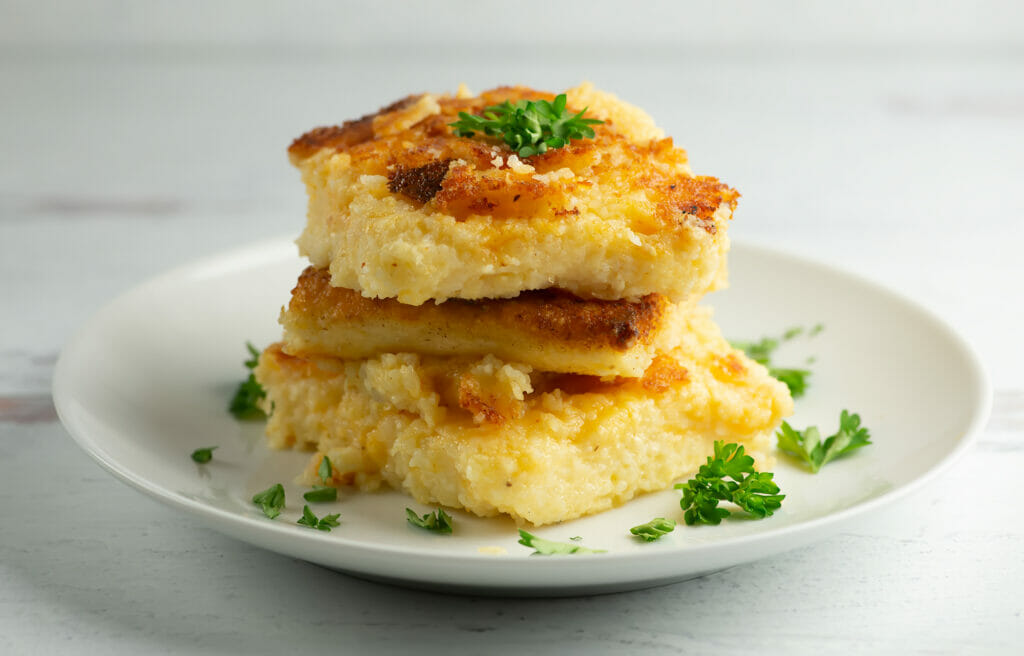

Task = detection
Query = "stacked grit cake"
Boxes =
[254,83,792,526]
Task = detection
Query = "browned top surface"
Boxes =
[289,266,669,351]
[288,86,738,226]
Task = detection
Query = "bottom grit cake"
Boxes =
[254,306,792,526]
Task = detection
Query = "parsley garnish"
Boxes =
[675,441,784,526]
[777,410,872,473]
[297,504,340,532]
[731,326,823,399]
[630,518,676,542]
[517,530,606,555]
[190,446,217,463]
[252,483,285,519]
[730,336,780,366]
[768,367,810,398]
[317,455,332,484]
[303,487,338,503]
[229,342,267,420]
[302,457,338,502]
[405,507,454,534]
[450,93,603,158]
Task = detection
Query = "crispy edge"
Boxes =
[287,266,668,352]
[288,86,738,224]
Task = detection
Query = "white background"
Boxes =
[2,1,1023,653]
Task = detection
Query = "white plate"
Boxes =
[53,238,991,596]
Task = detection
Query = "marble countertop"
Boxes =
[2,38,1022,654]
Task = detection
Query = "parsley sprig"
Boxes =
[517,530,606,555]
[252,483,285,519]
[297,504,340,532]
[675,442,784,526]
[777,410,872,473]
[229,342,267,420]
[405,508,454,534]
[629,518,676,542]
[450,93,603,158]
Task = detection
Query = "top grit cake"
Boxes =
[289,83,738,305]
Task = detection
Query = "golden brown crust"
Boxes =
[289,266,667,352]
[387,159,453,203]
[457,374,525,425]
[288,94,424,159]
[288,86,738,225]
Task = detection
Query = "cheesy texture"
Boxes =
[290,83,737,304]
[255,306,792,525]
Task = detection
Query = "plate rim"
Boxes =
[52,236,993,577]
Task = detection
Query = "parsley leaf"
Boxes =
[629,518,676,542]
[675,441,784,525]
[229,342,267,420]
[768,367,810,398]
[731,326,822,399]
[190,446,217,463]
[297,504,340,532]
[517,530,606,555]
[730,336,778,366]
[318,455,332,485]
[777,410,872,473]
[303,486,338,503]
[252,483,285,519]
[405,507,454,534]
[243,342,260,368]
[450,93,603,158]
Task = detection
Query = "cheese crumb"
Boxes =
[506,154,534,174]
[477,546,508,555]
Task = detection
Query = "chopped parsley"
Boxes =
[675,441,784,526]
[301,457,338,502]
[405,507,454,534]
[190,446,217,463]
[777,410,872,473]
[303,487,338,503]
[317,455,332,485]
[629,517,676,542]
[251,483,285,519]
[229,342,267,420]
[450,93,603,158]
[731,325,824,399]
[297,504,340,532]
[768,367,810,398]
[517,530,606,555]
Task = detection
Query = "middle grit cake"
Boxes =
[280,266,689,378]
[289,83,738,305]
[255,306,793,526]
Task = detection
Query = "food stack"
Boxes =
[254,83,792,525]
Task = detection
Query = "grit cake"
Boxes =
[289,83,738,305]
[251,83,792,527]
[256,306,792,526]
[280,266,688,378]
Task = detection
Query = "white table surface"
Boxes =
[2,39,1023,654]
